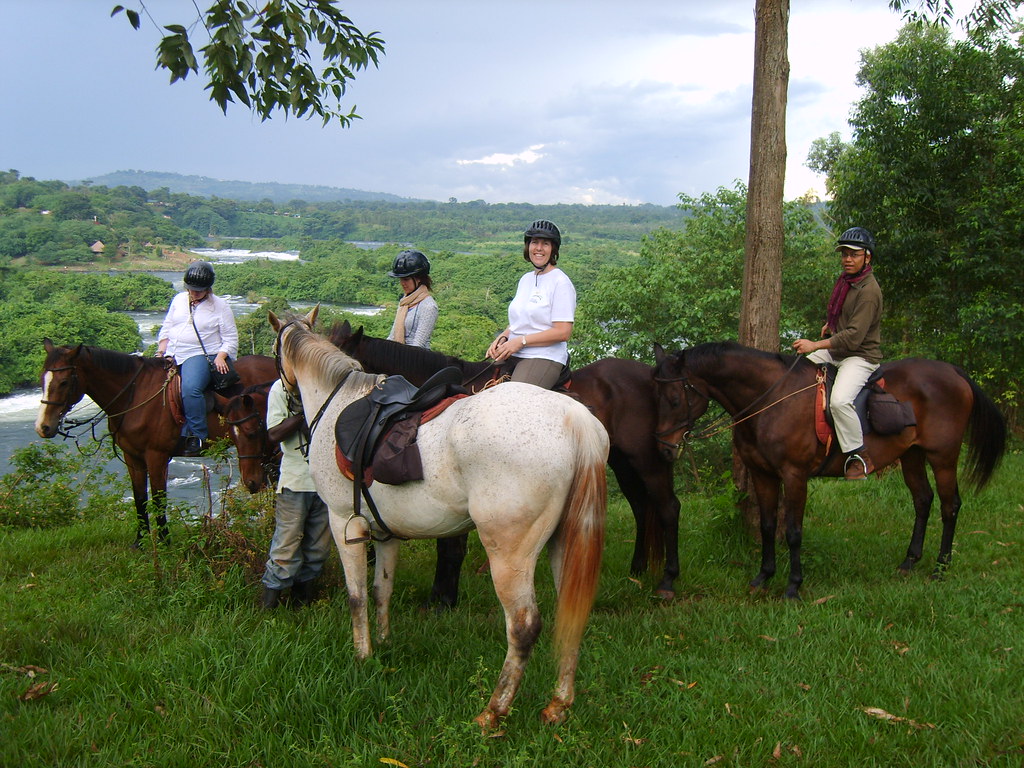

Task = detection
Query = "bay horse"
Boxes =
[35,341,278,544]
[330,321,681,600]
[271,308,608,730]
[651,341,1007,599]
[217,382,279,494]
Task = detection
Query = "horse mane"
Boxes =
[283,320,363,386]
[687,340,798,370]
[328,322,477,378]
[82,345,158,374]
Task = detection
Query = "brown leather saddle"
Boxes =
[814,365,917,451]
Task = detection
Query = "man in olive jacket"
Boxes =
[792,227,883,480]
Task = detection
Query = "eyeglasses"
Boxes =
[839,249,865,259]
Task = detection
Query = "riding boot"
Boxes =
[844,449,875,480]
[260,586,283,610]
[182,435,203,457]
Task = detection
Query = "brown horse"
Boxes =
[329,321,681,601]
[651,341,1007,599]
[35,340,278,544]
[216,382,279,494]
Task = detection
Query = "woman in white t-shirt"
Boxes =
[485,220,576,389]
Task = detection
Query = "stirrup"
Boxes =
[344,514,371,545]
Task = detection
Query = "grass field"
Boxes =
[2,447,1022,767]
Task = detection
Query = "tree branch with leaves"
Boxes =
[112,0,385,126]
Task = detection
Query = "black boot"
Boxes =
[182,435,203,457]
[260,586,283,610]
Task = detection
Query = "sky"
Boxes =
[0,1,973,206]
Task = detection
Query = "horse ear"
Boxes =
[340,319,351,334]
[353,326,364,343]
[212,391,229,411]
[306,304,320,326]
[71,344,84,359]
[268,310,282,331]
[653,343,666,365]
[44,338,54,353]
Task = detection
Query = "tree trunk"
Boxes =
[737,0,790,533]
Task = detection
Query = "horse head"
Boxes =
[327,319,365,354]
[35,339,86,438]
[651,344,711,462]
[215,389,275,494]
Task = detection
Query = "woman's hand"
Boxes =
[213,352,230,373]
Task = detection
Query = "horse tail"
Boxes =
[553,412,608,664]
[960,370,1007,490]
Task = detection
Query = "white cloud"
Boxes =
[456,145,547,167]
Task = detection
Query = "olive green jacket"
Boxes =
[827,271,883,364]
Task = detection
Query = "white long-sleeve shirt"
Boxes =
[158,292,239,364]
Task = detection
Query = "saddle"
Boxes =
[485,357,573,391]
[334,366,468,539]
[814,365,917,450]
[166,364,236,428]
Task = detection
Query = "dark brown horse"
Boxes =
[651,341,1007,599]
[329,321,681,602]
[217,382,279,494]
[35,340,278,544]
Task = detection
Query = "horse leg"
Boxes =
[609,459,649,577]
[930,462,962,579]
[780,473,809,600]
[651,469,681,599]
[427,534,468,610]
[331,512,373,659]
[124,456,151,547]
[897,447,933,573]
[748,471,781,592]
[372,538,401,643]
[472,545,543,732]
[146,452,171,542]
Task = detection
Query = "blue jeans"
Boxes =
[180,354,215,439]
[261,489,332,589]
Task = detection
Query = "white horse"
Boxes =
[270,308,610,730]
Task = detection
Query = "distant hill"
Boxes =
[78,170,417,204]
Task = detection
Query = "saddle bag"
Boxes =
[209,357,241,391]
[868,391,916,435]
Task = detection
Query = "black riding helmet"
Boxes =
[387,249,431,278]
[835,227,876,256]
[184,260,215,290]
[523,220,561,265]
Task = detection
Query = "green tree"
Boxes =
[574,184,832,366]
[819,19,1023,410]
[112,1,385,125]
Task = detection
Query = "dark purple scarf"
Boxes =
[825,264,872,333]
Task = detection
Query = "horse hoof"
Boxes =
[473,709,504,735]
[540,699,570,725]
[654,588,675,601]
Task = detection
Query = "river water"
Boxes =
[0,249,381,508]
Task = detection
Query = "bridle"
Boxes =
[652,352,810,456]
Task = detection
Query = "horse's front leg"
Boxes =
[331,512,372,659]
[780,472,809,600]
[372,538,401,643]
[652,470,681,600]
[748,470,781,592]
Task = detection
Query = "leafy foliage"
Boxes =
[819,20,1023,409]
[111,1,385,125]
[574,183,833,363]
[0,442,130,528]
